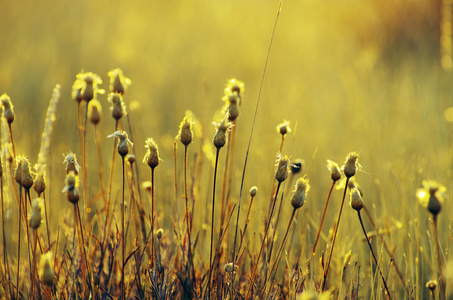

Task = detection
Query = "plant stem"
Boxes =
[121,156,126,300]
[245,181,282,299]
[357,211,392,299]
[433,216,446,300]
[323,177,349,290]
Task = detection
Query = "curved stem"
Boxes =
[245,181,282,299]
[323,177,349,290]
[357,211,392,299]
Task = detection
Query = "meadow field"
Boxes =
[0,0,452,299]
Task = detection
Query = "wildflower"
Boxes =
[250,186,258,197]
[349,188,364,211]
[108,130,133,157]
[275,154,290,183]
[76,71,104,102]
[213,113,233,149]
[224,78,245,97]
[277,120,291,136]
[88,99,102,125]
[327,160,341,182]
[62,171,79,204]
[291,176,310,209]
[144,138,160,169]
[15,156,34,189]
[224,262,239,274]
[29,198,42,230]
[178,116,193,146]
[63,152,80,175]
[1,93,15,124]
[342,152,360,178]
[416,180,446,216]
[108,68,131,95]
[39,251,54,285]
[108,92,126,121]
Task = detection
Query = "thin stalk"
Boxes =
[94,124,107,207]
[151,167,155,267]
[433,216,446,300]
[121,156,126,300]
[31,229,38,298]
[16,185,21,300]
[8,124,15,158]
[42,192,51,250]
[1,177,10,299]
[245,181,282,299]
[323,177,350,289]
[207,148,220,298]
[362,205,410,296]
[183,145,192,259]
[24,189,33,294]
[104,121,118,244]
[357,211,392,299]
[261,208,297,299]
[75,203,92,296]
[236,193,256,257]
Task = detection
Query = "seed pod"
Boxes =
[88,99,102,125]
[144,138,160,169]
[227,103,239,122]
[14,156,23,184]
[416,180,446,217]
[426,280,438,292]
[213,114,233,149]
[21,157,34,189]
[108,68,131,95]
[179,116,193,146]
[63,152,80,175]
[275,154,290,183]
[342,152,360,178]
[29,198,42,230]
[224,78,245,97]
[108,130,133,157]
[39,252,54,286]
[62,171,79,204]
[156,228,164,239]
[142,181,152,193]
[1,93,15,124]
[127,154,136,165]
[250,186,258,197]
[327,160,341,182]
[349,188,364,211]
[291,176,310,209]
[277,121,291,136]
[34,172,46,195]
[108,93,125,121]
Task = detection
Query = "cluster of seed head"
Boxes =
[108,93,126,121]
[417,180,446,216]
[342,152,360,178]
[349,187,364,211]
[222,79,244,122]
[1,93,15,124]
[144,138,160,169]
[63,152,80,175]
[277,120,291,136]
[88,99,102,125]
[327,159,342,182]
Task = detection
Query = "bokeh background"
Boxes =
[1,0,452,297]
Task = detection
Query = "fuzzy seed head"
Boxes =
[291,176,310,209]
[108,68,131,95]
[156,228,164,239]
[63,171,79,204]
[142,181,152,192]
[63,152,80,175]
[224,78,245,96]
[275,154,290,183]
[144,138,160,169]
[327,160,342,182]
[227,102,239,121]
[426,280,438,291]
[21,157,34,189]
[34,171,46,195]
[179,116,193,146]
[108,130,133,157]
[213,114,233,149]
[76,71,104,102]
[39,252,54,286]
[342,152,360,178]
[349,188,364,211]
[88,99,102,125]
[1,93,15,124]
[29,198,42,230]
[417,180,446,216]
[108,92,125,120]
[14,156,23,184]
[127,154,136,165]
[224,262,239,274]
[277,120,291,136]
[250,186,258,197]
